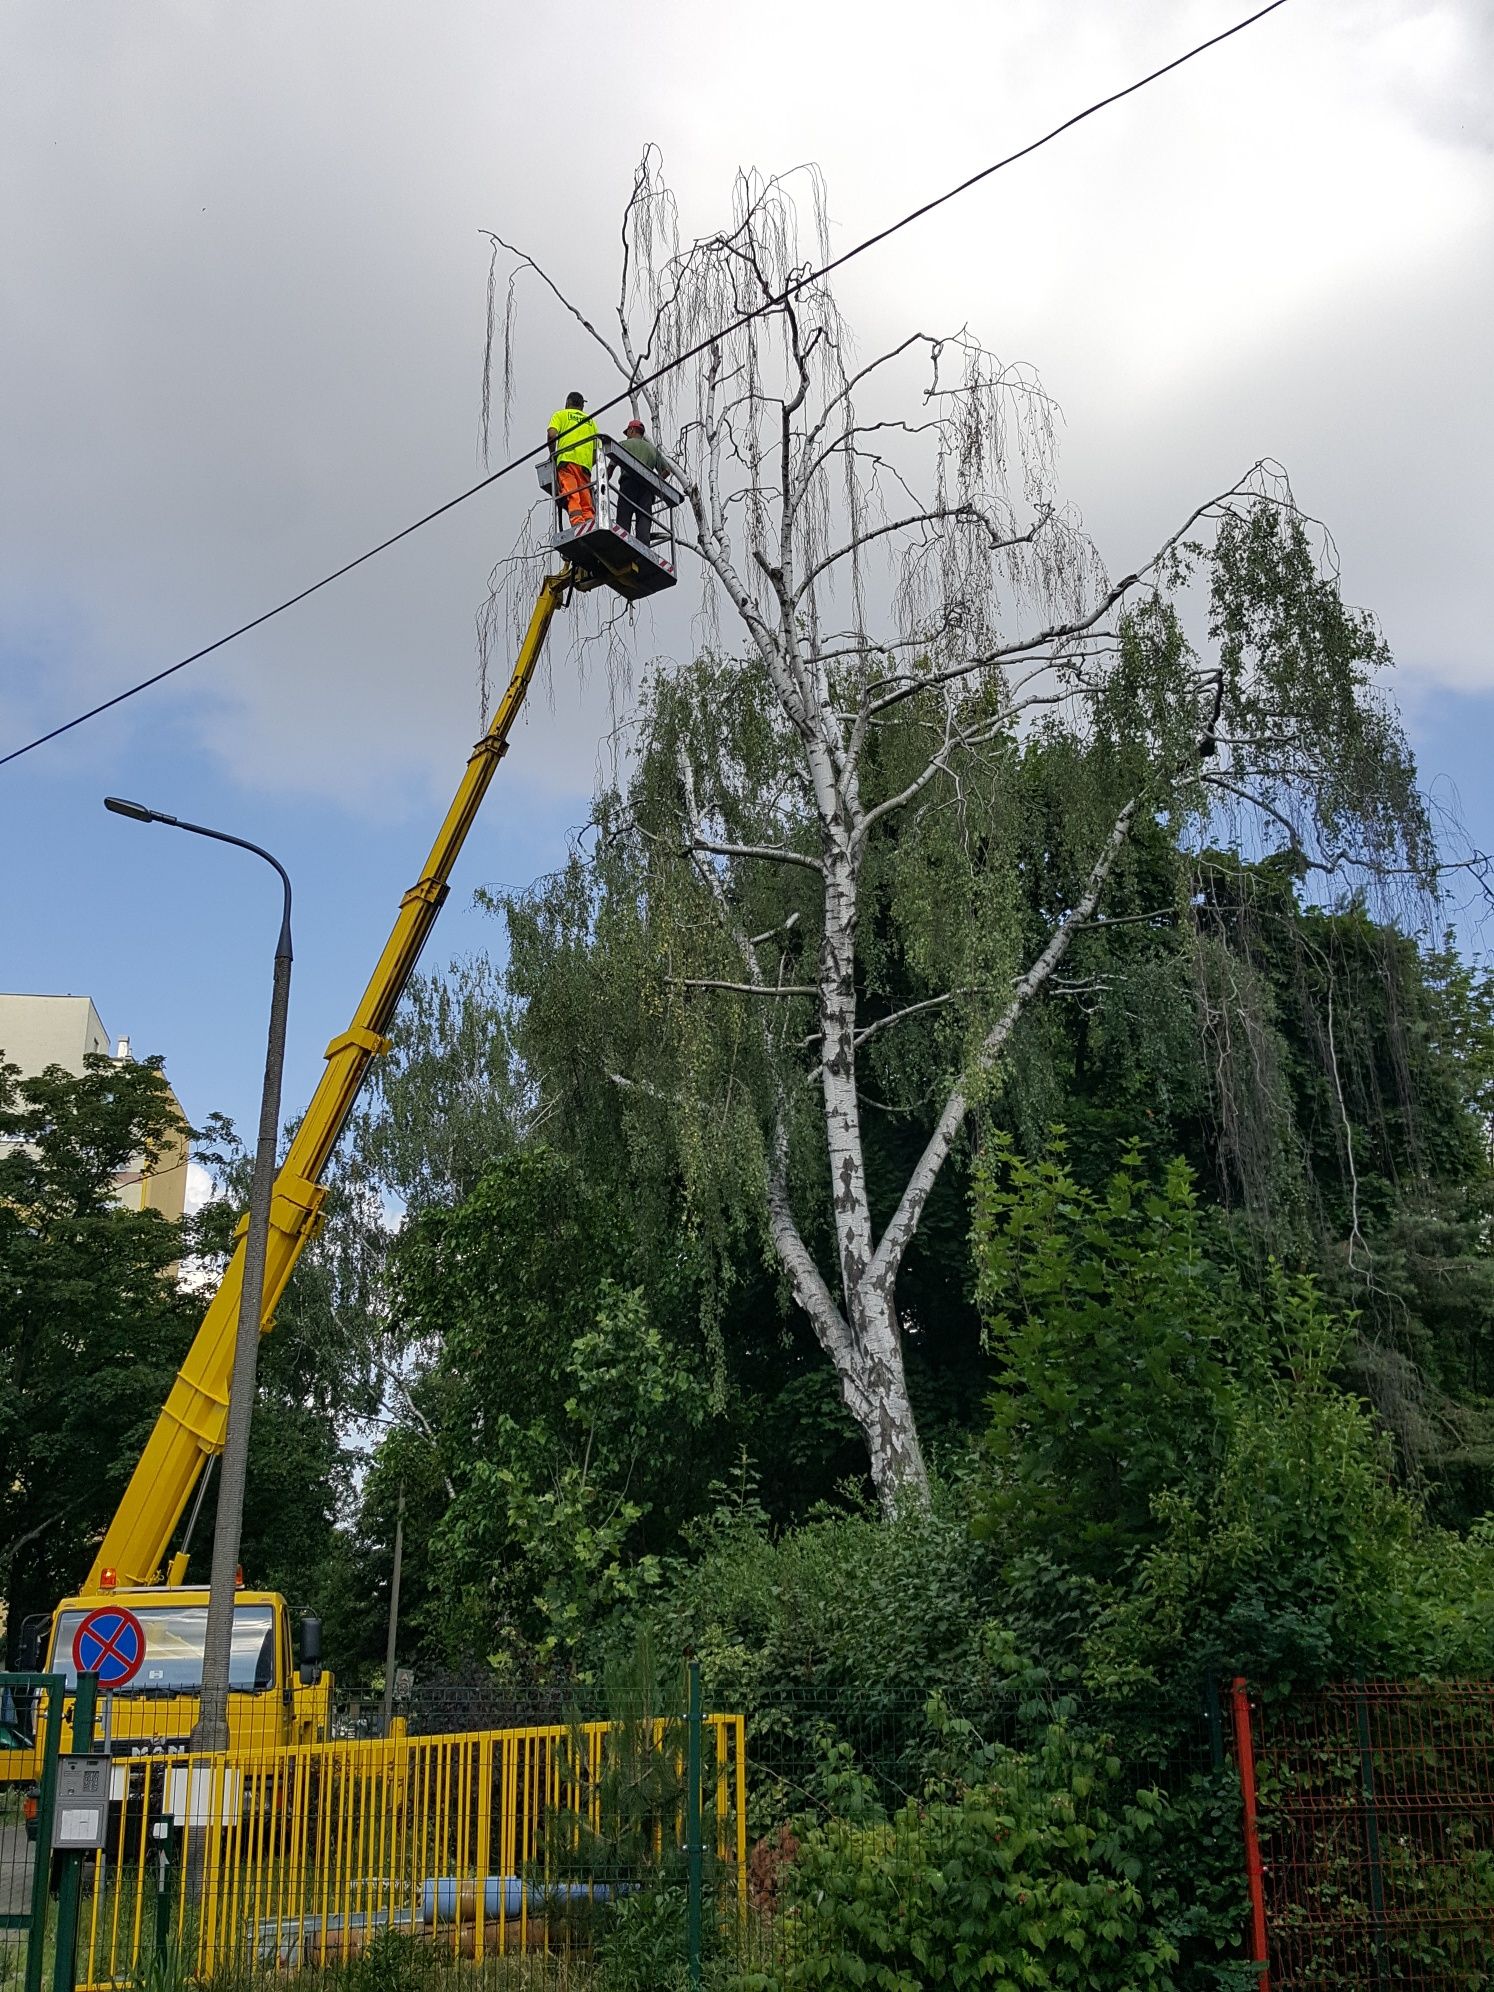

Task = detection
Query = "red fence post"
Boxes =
[1231,1676,1271,1991]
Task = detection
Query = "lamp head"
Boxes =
[104,796,182,827]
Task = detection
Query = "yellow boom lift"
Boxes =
[8,443,684,1775]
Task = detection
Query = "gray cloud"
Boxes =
[2,0,1489,817]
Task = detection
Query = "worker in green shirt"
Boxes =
[547,391,599,531]
[615,417,674,545]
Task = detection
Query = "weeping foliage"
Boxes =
[1208,504,1428,871]
[499,661,1041,1311]
[353,954,529,1213]
[495,551,1434,1269]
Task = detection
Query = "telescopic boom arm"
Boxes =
[85,574,569,1592]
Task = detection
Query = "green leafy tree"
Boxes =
[445,1283,707,1657]
[1001,855,1494,1513]
[0,1055,197,1652]
[1183,868,1494,1512]
[351,954,529,1213]
[972,1139,1494,1695]
[1088,1284,1494,1694]
[975,1140,1231,1575]
[381,1149,716,1664]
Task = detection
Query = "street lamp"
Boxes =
[104,796,293,1753]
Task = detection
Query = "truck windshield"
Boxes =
[50,1604,277,1693]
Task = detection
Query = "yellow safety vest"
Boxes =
[549,407,598,470]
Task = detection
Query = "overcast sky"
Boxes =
[2,0,1490,1149]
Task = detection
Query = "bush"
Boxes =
[1086,1283,1494,1694]
[590,1883,692,1991]
[736,1727,1179,1991]
[339,1931,437,1992]
[973,1137,1494,1696]
[622,1464,1000,1712]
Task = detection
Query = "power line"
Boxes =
[1,0,1292,773]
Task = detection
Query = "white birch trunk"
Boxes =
[816,821,931,1507]
[848,1283,930,1508]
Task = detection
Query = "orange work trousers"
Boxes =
[557,459,595,529]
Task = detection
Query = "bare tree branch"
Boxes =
[854,989,980,1048]
[685,835,825,875]
[794,505,1042,606]
[672,978,817,998]
[481,230,629,379]
[855,467,1272,728]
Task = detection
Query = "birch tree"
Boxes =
[485,156,1433,1511]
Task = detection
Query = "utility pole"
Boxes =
[380,1485,406,1737]
[104,798,293,1755]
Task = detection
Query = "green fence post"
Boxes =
[1204,1676,1224,1772]
[22,1675,67,1992]
[686,1656,703,1989]
[151,1818,176,1971]
[49,1672,98,1992]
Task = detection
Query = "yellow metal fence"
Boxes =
[78,1714,746,1985]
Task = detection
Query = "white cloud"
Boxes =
[182,1158,215,1219]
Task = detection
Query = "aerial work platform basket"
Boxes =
[537,438,684,601]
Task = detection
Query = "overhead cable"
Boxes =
[0,0,1292,772]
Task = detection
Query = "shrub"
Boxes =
[625,1465,1000,1712]
[974,1137,1494,1696]
[736,1727,1179,1991]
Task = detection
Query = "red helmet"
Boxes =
[625,418,645,434]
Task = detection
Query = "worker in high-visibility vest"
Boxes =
[547,391,599,531]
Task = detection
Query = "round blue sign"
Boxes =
[72,1606,146,1689]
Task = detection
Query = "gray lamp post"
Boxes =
[104,796,292,1753]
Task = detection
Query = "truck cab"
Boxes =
[3,1585,330,1792]
[49,1585,329,1752]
